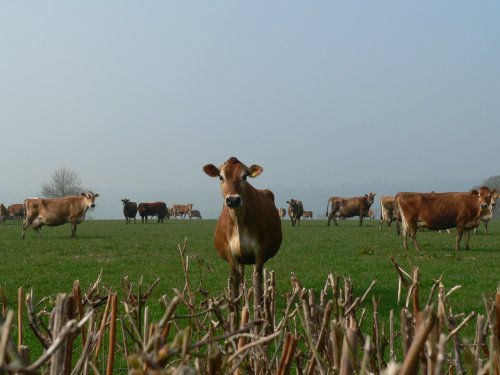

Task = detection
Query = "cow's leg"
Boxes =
[455,227,464,250]
[379,213,383,231]
[71,222,77,238]
[359,215,363,226]
[484,220,489,235]
[409,227,420,251]
[21,217,34,239]
[463,230,471,250]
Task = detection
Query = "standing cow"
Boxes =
[277,208,287,219]
[0,204,7,223]
[22,192,99,238]
[137,202,168,223]
[395,187,493,251]
[287,199,304,227]
[474,191,499,235]
[172,204,193,219]
[189,209,202,219]
[303,210,313,220]
[121,199,138,224]
[203,157,282,305]
[379,195,396,230]
[8,204,25,221]
[326,193,376,226]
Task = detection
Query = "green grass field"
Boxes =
[1,217,500,362]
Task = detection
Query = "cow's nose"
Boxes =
[480,203,488,209]
[225,195,242,208]
[90,204,95,208]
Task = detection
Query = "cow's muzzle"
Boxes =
[225,195,242,208]
[480,203,488,209]
[90,204,95,208]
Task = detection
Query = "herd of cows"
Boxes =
[1,157,498,299]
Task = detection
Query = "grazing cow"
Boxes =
[379,195,396,230]
[303,210,313,220]
[189,209,202,220]
[395,187,494,251]
[8,204,25,220]
[0,204,7,223]
[121,199,138,224]
[172,204,193,219]
[203,157,282,305]
[287,199,304,227]
[326,193,376,226]
[137,202,168,223]
[474,191,499,235]
[278,208,287,219]
[21,192,99,238]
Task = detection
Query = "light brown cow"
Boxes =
[379,195,396,230]
[326,193,376,226]
[203,157,282,305]
[474,191,499,235]
[172,203,193,219]
[0,204,7,223]
[8,204,25,220]
[22,192,99,238]
[395,187,494,251]
[277,208,287,219]
[303,210,313,220]
[189,209,202,220]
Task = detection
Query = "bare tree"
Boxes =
[40,167,85,198]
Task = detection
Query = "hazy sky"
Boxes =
[2,2,499,218]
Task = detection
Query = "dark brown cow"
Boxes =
[326,193,376,226]
[189,209,202,220]
[474,191,499,235]
[395,187,494,251]
[172,203,193,219]
[137,202,168,223]
[287,199,304,227]
[203,157,282,305]
[379,195,396,230]
[121,199,138,224]
[8,204,25,220]
[22,192,99,238]
[0,204,7,223]
[303,210,313,220]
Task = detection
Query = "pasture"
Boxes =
[1,217,500,369]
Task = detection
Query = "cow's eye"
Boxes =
[219,175,224,181]
[242,175,247,181]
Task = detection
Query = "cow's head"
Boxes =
[471,187,492,212]
[365,192,376,205]
[82,191,99,208]
[203,157,263,209]
[491,191,499,208]
[121,198,129,206]
[286,199,299,215]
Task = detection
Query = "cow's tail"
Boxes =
[326,197,331,218]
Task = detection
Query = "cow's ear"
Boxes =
[203,164,220,177]
[81,193,86,197]
[248,165,263,178]
[94,194,100,198]
[470,189,479,196]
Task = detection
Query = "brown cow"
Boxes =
[303,210,313,220]
[379,195,396,230]
[277,208,287,219]
[8,204,25,220]
[203,157,282,305]
[22,192,99,238]
[287,199,304,227]
[137,202,168,223]
[172,203,193,219]
[474,191,499,235]
[121,199,138,224]
[326,193,376,226]
[395,187,494,251]
[189,209,202,220]
[0,204,7,223]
